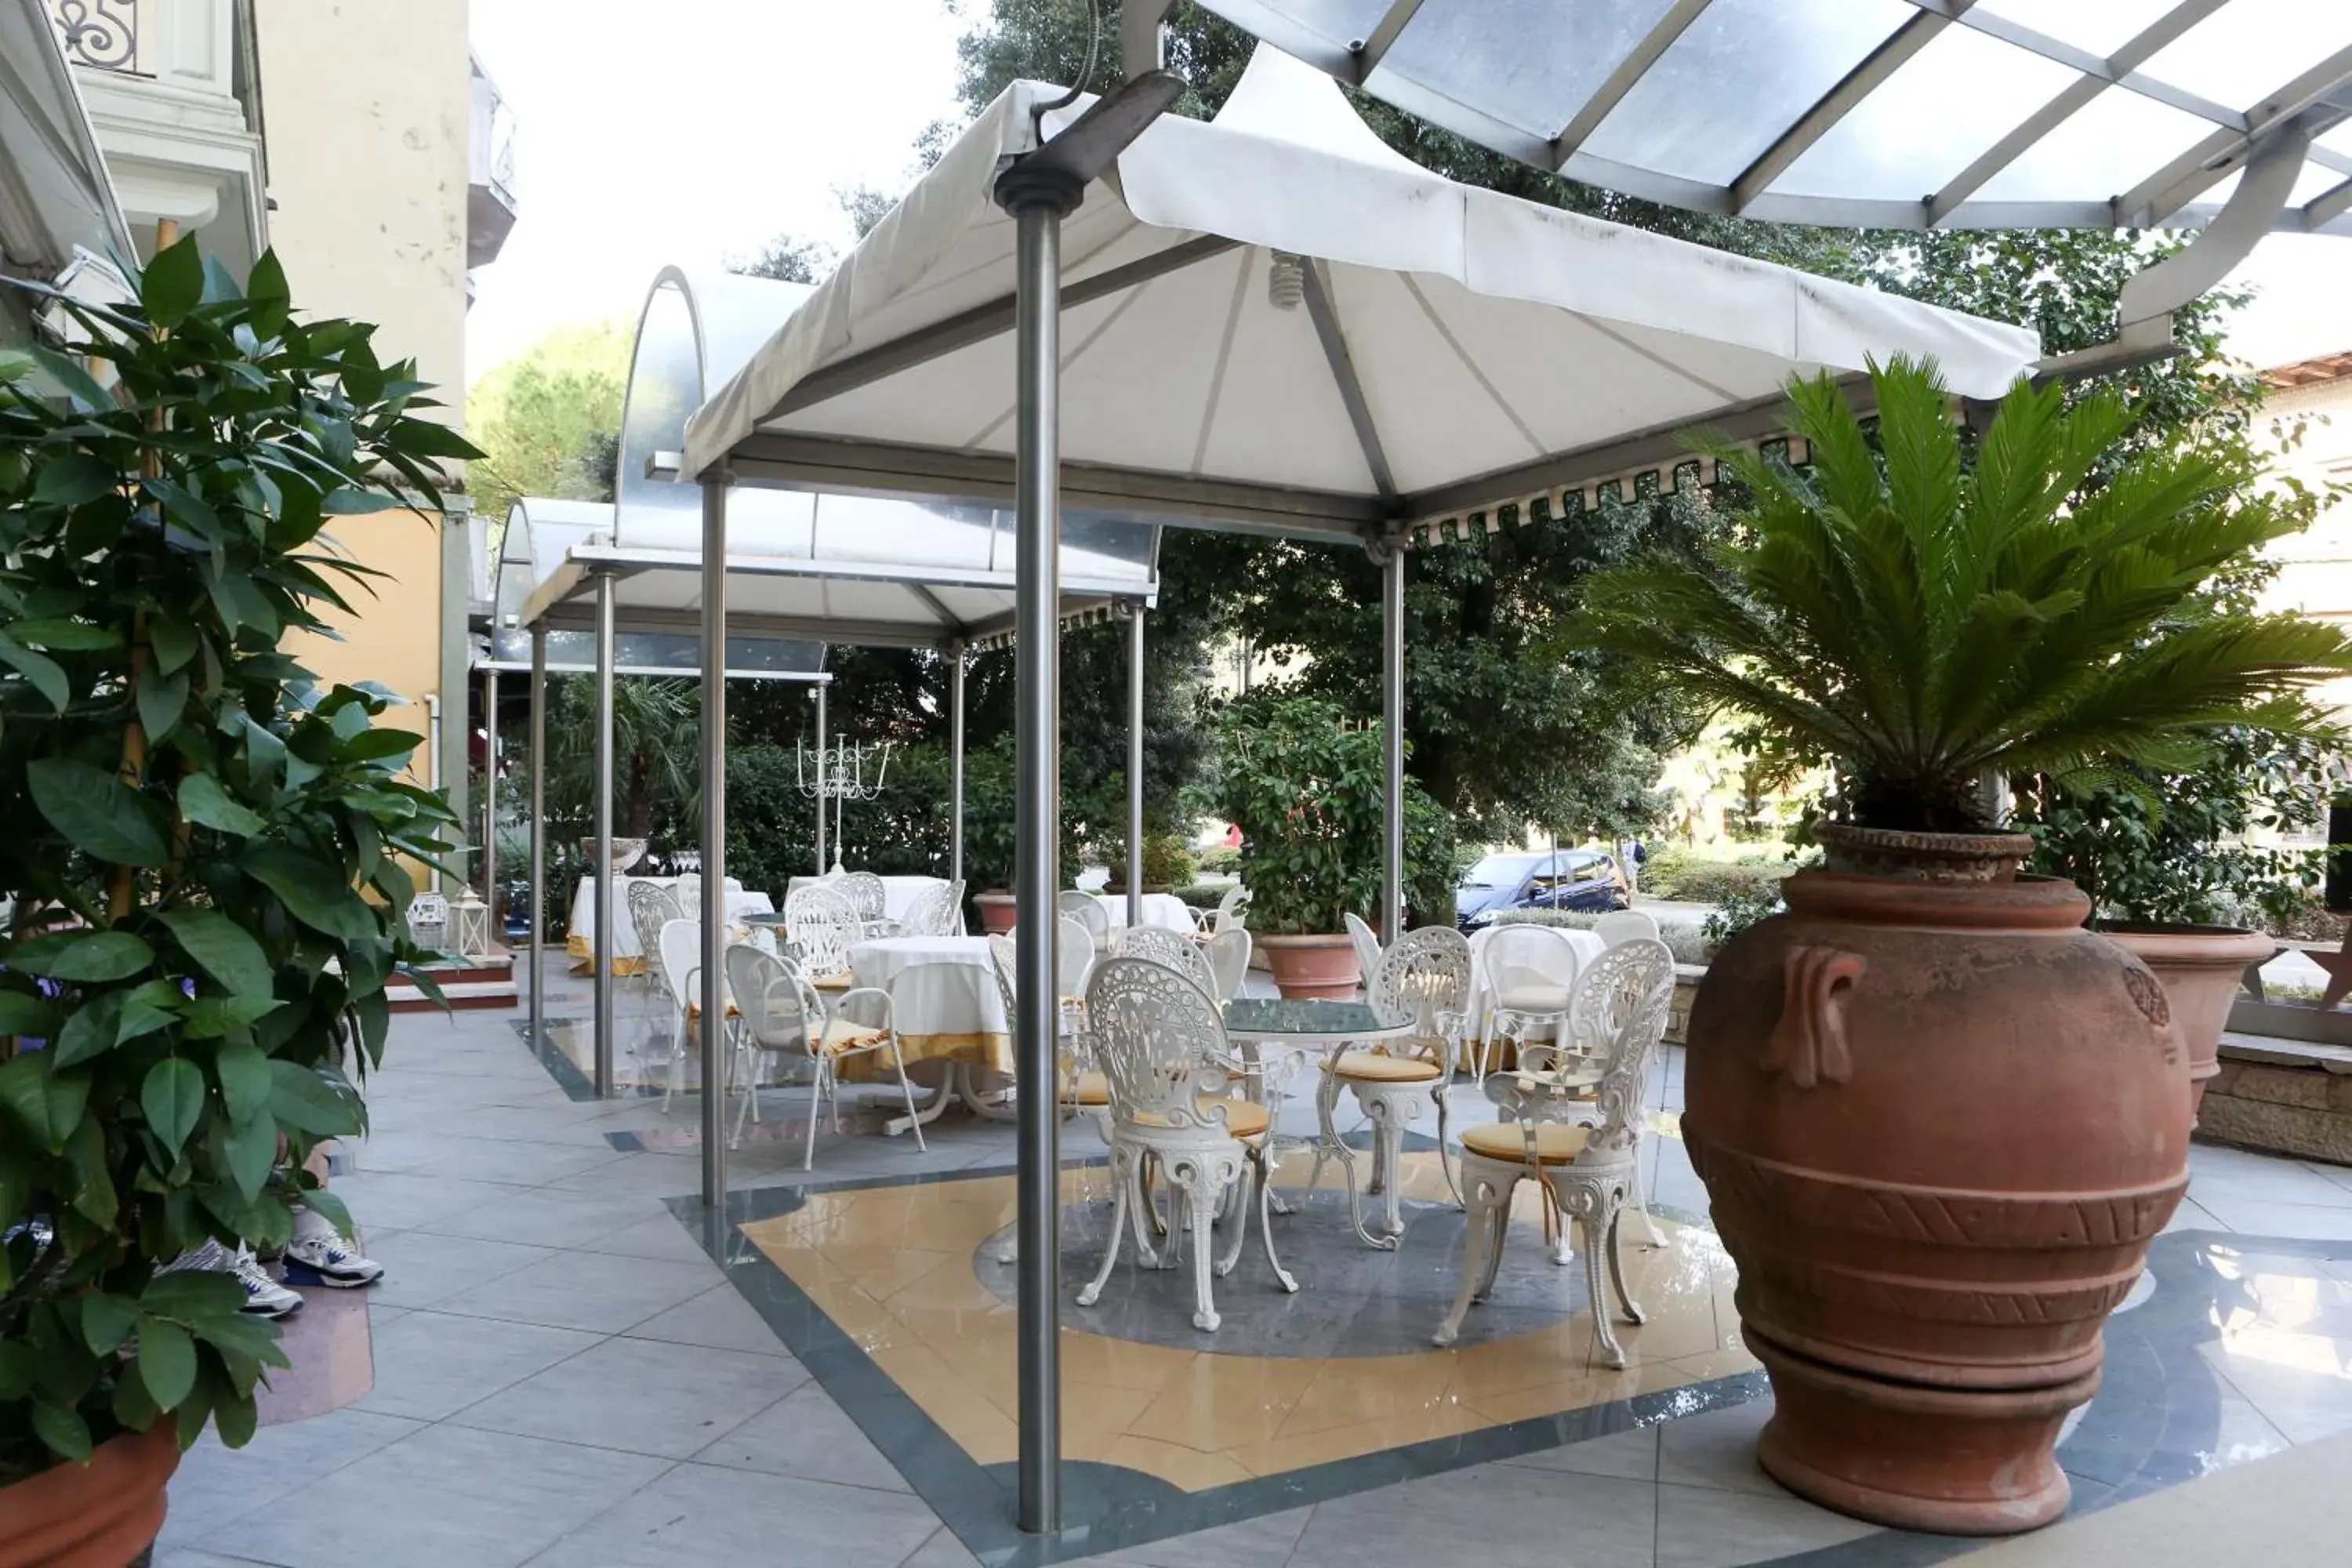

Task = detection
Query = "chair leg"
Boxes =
[1255,1152,1298,1294]
[892,1044,928,1154]
[1583,1188,1631,1369]
[803,1058,826,1171]
[1627,1159,1665,1248]
[1076,1149,1132,1308]
[1436,1166,1508,1346]
[1359,1087,1410,1242]
[1131,1152,1165,1269]
[1216,1152,1251,1280]
[1435,1084,1462,1210]
[1606,1207,1646,1327]
[1478,1191,1512,1301]
[1180,1161,1223,1332]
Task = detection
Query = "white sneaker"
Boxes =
[165,1240,303,1318]
[281,1226,383,1289]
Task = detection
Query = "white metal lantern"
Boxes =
[450,887,492,961]
[406,892,449,954]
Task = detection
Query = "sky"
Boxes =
[464,2,2352,389]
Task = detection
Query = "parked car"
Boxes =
[1456,849,1630,929]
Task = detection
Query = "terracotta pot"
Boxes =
[973,891,1017,936]
[1257,933,1361,1000]
[0,1423,180,1568]
[2102,924,2274,1125]
[1686,824,2189,1535]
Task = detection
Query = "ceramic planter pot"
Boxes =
[1257,933,1361,1000]
[1686,825,2189,1535]
[2102,924,2274,1124]
[0,1423,180,1568]
[973,891,1017,936]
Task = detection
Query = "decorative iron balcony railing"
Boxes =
[46,0,139,71]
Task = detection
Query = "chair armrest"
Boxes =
[833,986,893,1030]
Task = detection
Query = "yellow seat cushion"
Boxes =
[1461,1121,1591,1164]
[818,1018,890,1055]
[811,971,855,991]
[1332,1051,1443,1083]
[1131,1098,1271,1140]
[1496,984,1570,1013]
[1066,1069,1112,1105]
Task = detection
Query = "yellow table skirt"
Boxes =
[837,1029,1011,1082]
[563,934,644,977]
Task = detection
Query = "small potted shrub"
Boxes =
[1581,359,2352,1534]
[0,242,463,1560]
[1102,829,1198,895]
[1203,695,1433,997]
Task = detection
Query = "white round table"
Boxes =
[789,874,949,924]
[1093,891,1195,932]
[1220,996,1417,1248]
[567,877,771,962]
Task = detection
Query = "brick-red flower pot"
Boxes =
[0,1424,180,1568]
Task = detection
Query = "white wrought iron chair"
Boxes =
[782,883,862,987]
[1076,956,1294,1331]
[989,930,1109,1265]
[837,870,889,935]
[722,940,926,1167]
[1342,911,1385,994]
[1315,926,1472,1247]
[1058,888,1110,946]
[1202,927,1252,1003]
[1592,909,1661,948]
[1479,924,1584,1083]
[1116,924,1218,996]
[1189,883,1252,935]
[626,880,681,999]
[655,917,735,1114]
[898,877,965,937]
[1434,935,1675,1365]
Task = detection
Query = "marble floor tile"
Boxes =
[692,1381,909,1491]
[450,1334,808,1458]
[1651,1479,1880,1567]
[521,1460,940,1566]
[352,1310,601,1423]
[430,1246,721,1334]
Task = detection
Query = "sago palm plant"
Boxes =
[1578,357,2352,834]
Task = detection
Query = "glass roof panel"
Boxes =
[1581,0,1912,188]
[1253,0,1394,50]
[1973,82,2212,201]
[1367,0,1684,141]
[2137,0,2352,112]
[1973,0,2188,59]
[1775,22,2078,199]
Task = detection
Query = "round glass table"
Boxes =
[1220,996,1416,1248]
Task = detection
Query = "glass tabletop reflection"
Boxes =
[1221,996,1405,1040]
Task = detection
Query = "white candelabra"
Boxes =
[797,737,894,872]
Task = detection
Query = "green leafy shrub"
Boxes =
[1197,844,1240,876]
[0,240,466,1483]
[1702,884,1788,954]
[1647,860,1789,905]
[1486,908,1708,965]
[1104,830,1200,891]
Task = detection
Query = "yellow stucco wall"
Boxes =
[2258,373,2352,720]
[250,0,469,725]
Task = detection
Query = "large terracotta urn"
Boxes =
[0,1423,180,1568]
[973,891,1017,936]
[1686,826,2188,1535]
[1257,933,1361,1000]
[2102,924,2274,1124]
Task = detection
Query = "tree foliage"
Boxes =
[464,320,630,522]
[0,240,466,1479]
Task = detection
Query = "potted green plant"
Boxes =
[1102,829,1199,896]
[0,240,464,1561]
[1201,695,1391,997]
[1581,358,2352,1534]
[2016,735,2327,1123]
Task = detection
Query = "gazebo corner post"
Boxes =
[1125,605,1144,931]
[528,624,547,1040]
[814,681,829,876]
[1381,535,1405,941]
[699,472,731,1210]
[997,154,1085,1544]
[481,666,499,920]
[592,568,618,1098]
[948,643,967,891]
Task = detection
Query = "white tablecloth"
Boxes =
[847,935,1009,1073]
[568,876,772,960]
[1092,891,1194,932]
[1464,924,1604,1040]
[787,874,948,923]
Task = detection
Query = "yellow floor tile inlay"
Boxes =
[740,1158,1758,1494]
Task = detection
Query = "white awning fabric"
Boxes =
[681,45,2042,546]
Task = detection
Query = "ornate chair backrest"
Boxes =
[724,942,822,1057]
[838,871,887,922]
[1202,927,1251,1002]
[1084,956,1241,1134]
[1116,924,1218,995]
[1056,915,1096,1000]
[987,931,1018,1023]
[783,883,862,980]
[1057,889,1109,944]
[1482,924,1581,1011]
[1212,883,1252,935]
[656,919,707,1016]
[1592,909,1660,948]
[1370,926,1473,1036]
[902,879,963,936]
[1343,912,1385,989]
[1522,935,1675,1159]
[627,881,681,982]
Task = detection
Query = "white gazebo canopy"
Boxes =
[682,46,2042,544]
[517,270,1160,652]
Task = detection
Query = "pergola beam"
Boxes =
[1900,0,2248,130]
[1730,4,1967,216]
[1349,0,1425,84]
[1548,0,1710,168]
[2120,45,2352,227]
[1299,260,1397,499]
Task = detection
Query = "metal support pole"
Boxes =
[592,571,617,1098]
[528,626,546,1038]
[1381,543,1405,941]
[1125,608,1144,932]
[814,684,829,876]
[699,475,730,1208]
[1002,176,1080,1539]
[481,666,499,919]
[949,648,967,888]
